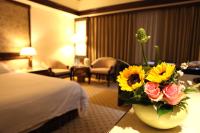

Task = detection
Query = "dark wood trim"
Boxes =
[79,0,200,15]
[27,0,200,16]
[28,6,31,47]
[29,0,79,15]
[31,109,78,132]
[75,17,88,21]
[0,53,28,60]
[9,0,30,8]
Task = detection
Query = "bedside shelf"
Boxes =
[29,68,50,76]
[18,68,50,76]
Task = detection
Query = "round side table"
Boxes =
[71,66,91,83]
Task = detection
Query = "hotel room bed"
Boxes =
[0,72,88,133]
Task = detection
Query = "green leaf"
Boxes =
[176,98,188,112]
[184,87,199,93]
[143,66,151,72]
[157,104,173,116]
[180,97,190,101]
[119,87,152,105]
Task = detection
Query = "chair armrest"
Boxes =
[48,67,55,76]
[108,66,115,74]
[48,67,52,72]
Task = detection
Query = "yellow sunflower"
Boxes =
[146,62,175,83]
[117,66,145,91]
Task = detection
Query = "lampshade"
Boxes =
[20,47,37,56]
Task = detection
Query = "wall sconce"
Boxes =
[20,47,37,68]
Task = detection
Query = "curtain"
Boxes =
[87,5,200,65]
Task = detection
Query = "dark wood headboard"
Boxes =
[0,52,28,60]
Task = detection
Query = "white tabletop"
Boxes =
[109,74,200,133]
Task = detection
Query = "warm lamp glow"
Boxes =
[72,34,87,44]
[20,47,37,68]
[53,45,75,66]
[75,44,86,56]
[20,47,37,56]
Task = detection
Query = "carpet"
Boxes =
[53,78,130,133]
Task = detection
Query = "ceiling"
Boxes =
[49,0,141,11]
[29,0,198,16]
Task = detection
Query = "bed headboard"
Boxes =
[0,52,27,60]
[0,0,30,69]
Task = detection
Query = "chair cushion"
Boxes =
[188,61,200,68]
[91,68,110,74]
[51,69,70,76]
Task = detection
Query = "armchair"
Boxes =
[90,57,117,86]
[48,61,71,78]
[182,61,200,75]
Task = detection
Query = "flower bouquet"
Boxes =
[117,28,199,129]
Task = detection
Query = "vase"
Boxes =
[133,104,187,129]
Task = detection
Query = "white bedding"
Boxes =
[0,72,88,133]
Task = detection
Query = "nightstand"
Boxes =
[26,68,50,76]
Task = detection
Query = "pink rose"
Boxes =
[144,82,162,101]
[163,84,183,105]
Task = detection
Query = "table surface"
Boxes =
[109,74,200,133]
[71,65,89,68]
[110,93,200,133]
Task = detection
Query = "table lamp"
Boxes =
[20,47,37,68]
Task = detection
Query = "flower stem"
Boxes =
[141,43,148,66]
[155,45,160,65]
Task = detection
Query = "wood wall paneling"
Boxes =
[0,0,30,60]
[29,0,79,15]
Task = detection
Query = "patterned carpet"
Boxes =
[53,78,130,133]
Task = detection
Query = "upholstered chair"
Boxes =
[188,61,200,68]
[182,61,200,75]
[48,61,71,78]
[90,57,117,86]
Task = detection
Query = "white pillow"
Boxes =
[0,63,12,74]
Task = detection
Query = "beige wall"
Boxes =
[14,0,77,67]
[50,0,79,10]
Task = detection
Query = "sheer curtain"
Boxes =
[87,5,200,65]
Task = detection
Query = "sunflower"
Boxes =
[146,62,175,83]
[117,66,145,91]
